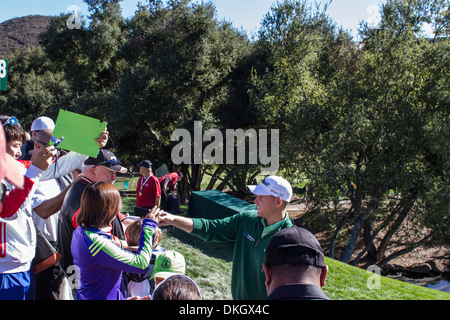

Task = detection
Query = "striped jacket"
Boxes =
[71,218,157,300]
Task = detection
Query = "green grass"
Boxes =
[154,223,450,300]
[158,227,234,300]
[323,257,450,300]
[117,176,450,300]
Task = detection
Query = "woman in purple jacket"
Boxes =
[71,182,159,300]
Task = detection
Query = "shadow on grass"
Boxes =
[162,226,234,263]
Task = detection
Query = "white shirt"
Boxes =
[31,178,64,243]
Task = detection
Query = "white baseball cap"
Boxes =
[247,176,293,202]
[30,116,55,131]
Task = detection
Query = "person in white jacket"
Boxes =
[0,115,109,300]
[0,115,55,299]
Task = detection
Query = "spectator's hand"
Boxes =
[95,130,109,148]
[31,145,57,171]
[155,209,173,227]
[145,206,161,223]
[127,294,151,300]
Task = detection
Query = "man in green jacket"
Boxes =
[157,175,294,300]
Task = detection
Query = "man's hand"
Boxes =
[156,209,174,227]
[31,145,57,171]
[146,207,193,233]
[95,130,109,148]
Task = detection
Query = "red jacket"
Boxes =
[135,174,161,208]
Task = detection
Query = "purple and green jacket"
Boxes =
[71,218,157,300]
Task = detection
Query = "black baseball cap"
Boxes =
[137,160,152,168]
[84,149,127,173]
[265,226,325,267]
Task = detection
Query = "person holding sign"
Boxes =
[134,160,161,217]
[20,116,55,161]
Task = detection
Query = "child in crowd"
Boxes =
[150,250,186,287]
[151,274,202,300]
[124,218,165,297]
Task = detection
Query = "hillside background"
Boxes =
[0,15,51,57]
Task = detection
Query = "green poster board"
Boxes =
[51,109,108,157]
[0,59,7,92]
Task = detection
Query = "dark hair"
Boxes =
[1,115,26,143]
[267,263,322,281]
[152,275,202,300]
[77,181,121,228]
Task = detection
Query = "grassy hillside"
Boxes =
[0,15,51,57]
[159,226,449,300]
[324,256,449,300]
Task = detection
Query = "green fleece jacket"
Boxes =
[191,210,293,300]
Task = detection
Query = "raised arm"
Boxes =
[157,210,194,233]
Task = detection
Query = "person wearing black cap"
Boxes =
[134,160,161,217]
[57,148,128,284]
[263,226,330,300]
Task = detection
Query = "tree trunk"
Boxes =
[329,205,354,259]
[340,213,366,263]
[376,233,433,267]
[350,207,398,265]
[340,197,378,263]
[190,164,203,191]
[206,164,226,190]
[375,193,417,260]
[363,220,377,260]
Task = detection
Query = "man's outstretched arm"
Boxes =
[157,210,194,233]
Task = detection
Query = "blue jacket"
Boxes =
[71,218,157,300]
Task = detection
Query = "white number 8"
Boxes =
[0,60,6,79]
